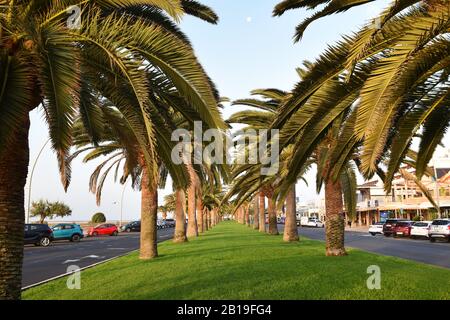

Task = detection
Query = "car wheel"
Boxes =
[430,237,436,243]
[370,233,376,236]
[126,228,131,233]
[112,231,118,236]
[39,237,51,247]
[71,234,81,242]
[92,231,98,237]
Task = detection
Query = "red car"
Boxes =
[393,221,413,237]
[87,224,119,237]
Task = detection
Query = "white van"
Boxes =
[300,217,324,228]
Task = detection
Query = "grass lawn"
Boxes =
[24,221,450,300]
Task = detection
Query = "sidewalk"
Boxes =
[345,225,369,233]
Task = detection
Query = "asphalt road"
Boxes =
[22,228,174,289]
[284,225,450,269]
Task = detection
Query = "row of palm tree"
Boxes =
[0,0,226,300]
[227,0,450,256]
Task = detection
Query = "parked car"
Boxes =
[157,220,167,229]
[24,224,53,247]
[87,224,118,237]
[429,219,450,243]
[300,217,324,228]
[52,223,84,242]
[383,219,408,237]
[165,219,175,228]
[368,222,384,236]
[120,221,141,233]
[410,221,432,239]
[392,221,413,237]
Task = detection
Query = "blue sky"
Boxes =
[28,0,422,222]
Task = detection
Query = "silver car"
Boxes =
[429,219,450,242]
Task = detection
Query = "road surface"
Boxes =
[22,228,174,288]
[291,225,450,269]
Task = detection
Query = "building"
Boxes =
[350,151,450,226]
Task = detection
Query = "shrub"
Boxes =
[91,212,106,223]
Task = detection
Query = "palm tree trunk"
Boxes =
[253,196,260,230]
[267,197,279,235]
[140,166,158,260]
[197,197,204,233]
[208,209,212,229]
[0,114,29,300]
[186,182,198,237]
[324,178,347,256]
[173,189,187,243]
[259,192,265,232]
[210,209,215,227]
[204,209,209,231]
[283,184,299,242]
[244,206,248,225]
[211,208,217,227]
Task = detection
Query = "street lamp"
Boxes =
[115,181,128,227]
[27,138,51,223]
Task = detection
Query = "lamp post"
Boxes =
[118,182,128,227]
[27,138,51,223]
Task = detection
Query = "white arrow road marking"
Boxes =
[62,255,106,264]
[62,259,80,264]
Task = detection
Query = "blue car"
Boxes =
[51,223,84,242]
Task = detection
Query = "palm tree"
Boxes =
[227,89,311,240]
[70,106,182,260]
[164,189,188,243]
[30,200,72,224]
[273,1,450,196]
[273,0,426,42]
[0,0,223,299]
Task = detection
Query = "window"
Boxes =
[30,225,38,231]
[413,222,427,227]
[432,220,450,226]
[64,225,74,230]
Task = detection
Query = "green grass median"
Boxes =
[24,221,450,300]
